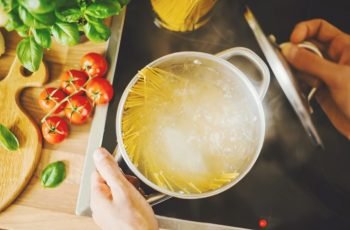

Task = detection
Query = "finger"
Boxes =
[90,170,112,210]
[92,170,113,198]
[328,34,350,62]
[93,148,130,198]
[281,43,341,87]
[316,89,350,140]
[297,72,322,88]
[338,46,350,65]
[290,19,342,44]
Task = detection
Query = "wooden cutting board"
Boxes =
[0,58,48,212]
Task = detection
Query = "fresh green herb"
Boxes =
[18,5,55,29]
[0,124,19,151]
[32,28,51,48]
[1,0,129,72]
[4,10,22,31]
[55,7,82,23]
[16,36,43,72]
[41,161,66,188]
[83,21,111,42]
[51,22,80,46]
[14,24,29,37]
[85,2,120,19]
[0,0,18,12]
[19,0,57,14]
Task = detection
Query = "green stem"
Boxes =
[40,76,93,123]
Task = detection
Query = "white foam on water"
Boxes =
[161,126,207,174]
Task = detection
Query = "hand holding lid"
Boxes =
[281,19,350,140]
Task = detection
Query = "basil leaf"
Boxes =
[85,2,120,19]
[55,7,82,23]
[16,36,43,72]
[78,24,84,32]
[109,0,129,7]
[15,24,29,37]
[41,161,66,188]
[77,0,90,11]
[52,22,80,46]
[32,28,51,48]
[18,0,56,14]
[5,9,22,31]
[0,0,17,12]
[18,5,54,29]
[0,124,19,151]
[83,21,111,42]
[32,11,55,26]
[84,14,100,24]
[119,0,130,6]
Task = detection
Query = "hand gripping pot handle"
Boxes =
[215,47,270,100]
[114,145,171,206]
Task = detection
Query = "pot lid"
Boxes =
[244,7,324,148]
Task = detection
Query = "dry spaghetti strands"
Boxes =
[151,0,218,32]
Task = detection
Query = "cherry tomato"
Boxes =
[80,52,108,78]
[65,95,92,125]
[42,117,69,144]
[60,70,88,95]
[38,87,67,113]
[86,78,114,105]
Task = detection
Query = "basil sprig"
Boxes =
[0,124,19,151]
[16,36,43,72]
[1,0,129,72]
[41,161,66,188]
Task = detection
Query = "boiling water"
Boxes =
[122,59,261,194]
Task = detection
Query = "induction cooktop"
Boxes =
[77,1,350,229]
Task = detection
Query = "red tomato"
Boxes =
[86,78,114,105]
[65,95,92,125]
[80,52,108,78]
[42,117,69,144]
[60,70,88,95]
[38,87,67,113]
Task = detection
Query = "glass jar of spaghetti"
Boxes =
[151,0,218,32]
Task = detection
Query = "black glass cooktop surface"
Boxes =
[101,0,350,229]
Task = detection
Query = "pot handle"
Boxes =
[114,145,172,206]
[215,47,270,100]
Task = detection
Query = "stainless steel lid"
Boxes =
[244,7,324,147]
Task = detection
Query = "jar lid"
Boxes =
[244,7,323,148]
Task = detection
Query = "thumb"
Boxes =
[93,148,130,199]
[281,43,341,87]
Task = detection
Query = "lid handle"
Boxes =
[280,41,324,113]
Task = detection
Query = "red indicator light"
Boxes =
[259,218,268,228]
